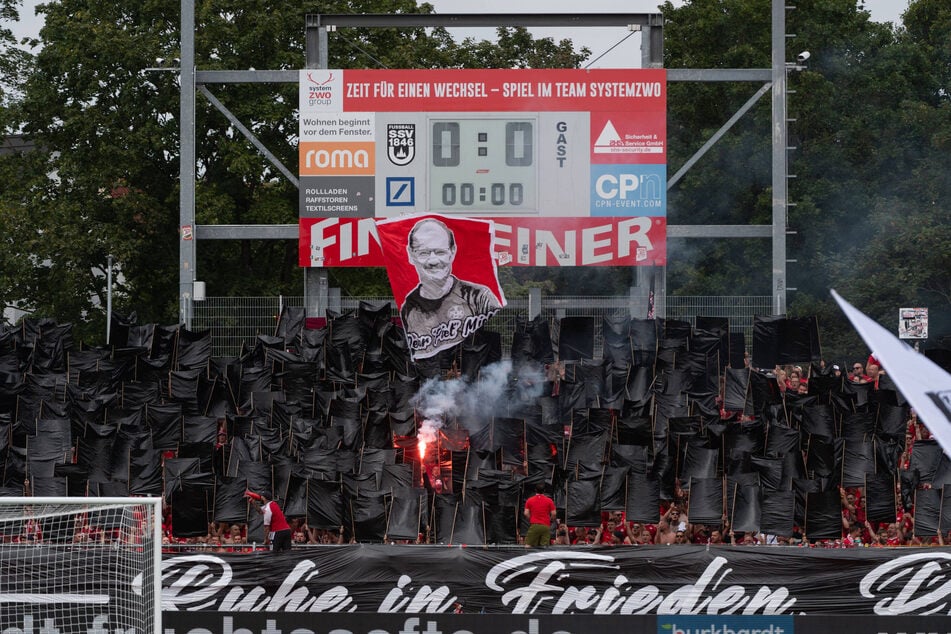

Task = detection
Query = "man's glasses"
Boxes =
[412,248,451,258]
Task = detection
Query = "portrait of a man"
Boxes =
[376,214,505,360]
[399,218,502,358]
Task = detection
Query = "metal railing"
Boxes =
[193,295,773,359]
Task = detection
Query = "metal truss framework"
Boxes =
[178,2,791,326]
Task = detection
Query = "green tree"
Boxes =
[13,0,945,355]
[0,0,587,343]
[660,0,951,356]
[453,27,587,70]
[661,0,776,297]
[785,0,951,354]
[0,0,32,119]
[0,0,31,180]
[1,0,184,341]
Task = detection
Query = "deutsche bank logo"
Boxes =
[386,177,415,207]
[590,164,666,217]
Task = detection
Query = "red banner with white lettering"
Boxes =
[376,214,506,360]
[298,68,667,267]
[301,68,666,113]
[300,216,666,268]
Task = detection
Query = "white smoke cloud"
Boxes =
[412,360,548,442]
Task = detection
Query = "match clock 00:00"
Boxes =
[429,118,537,214]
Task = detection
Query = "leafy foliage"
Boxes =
[0,0,588,343]
[3,0,950,357]
[662,0,951,356]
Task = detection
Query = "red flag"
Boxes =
[377,214,506,360]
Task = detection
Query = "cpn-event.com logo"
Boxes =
[658,615,794,634]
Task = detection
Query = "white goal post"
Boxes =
[0,497,162,634]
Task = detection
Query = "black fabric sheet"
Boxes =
[381,464,414,490]
[730,484,762,534]
[386,486,427,540]
[128,447,163,496]
[214,477,251,525]
[910,440,945,484]
[942,488,951,533]
[806,436,838,479]
[599,466,627,512]
[565,475,601,526]
[164,457,202,499]
[350,491,387,542]
[558,317,594,361]
[680,444,719,483]
[687,477,723,525]
[451,501,486,545]
[28,417,71,462]
[171,482,210,537]
[750,455,784,491]
[842,438,875,488]
[765,423,800,458]
[433,494,457,544]
[913,488,941,537]
[723,368,749,412]
[625,472,660,524]
[760,490,795,537]
[865,472,897,524]
[308,479,344,530]
[177,328,212,370]
[805,489,843,541]
[602,313,633,366]
[752,316,784,370]
[511,315,554,365]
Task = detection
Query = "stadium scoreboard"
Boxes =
[298,68,667,267]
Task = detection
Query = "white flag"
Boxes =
[832,289,951,457]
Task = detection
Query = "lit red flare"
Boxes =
[418,438,428,461]
[417,418,440,463]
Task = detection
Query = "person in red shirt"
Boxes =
[523,483,556,547]
[247,491,292,553]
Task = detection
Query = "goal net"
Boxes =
[0,497,162,634]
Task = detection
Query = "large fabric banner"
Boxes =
[153,546,951,616]
[377,214,506,359]
[833,290,951,458]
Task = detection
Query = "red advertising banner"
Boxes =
[301,216,667,268]
[301,68,666,113]
[298,68,667,267]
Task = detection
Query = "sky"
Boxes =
[8,0,912,68]
[424,0,911,67]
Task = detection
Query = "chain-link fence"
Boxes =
[193,295,773,359]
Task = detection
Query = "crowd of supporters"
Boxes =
[153,388,946,551]
[6,347,948,550]
[154,477,946,550]
[8,484,943,550]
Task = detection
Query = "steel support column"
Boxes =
[178,0,196,327]
[771,0,788,315]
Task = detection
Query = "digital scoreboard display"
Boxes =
[430,118,536,213]
[298,68,667,267]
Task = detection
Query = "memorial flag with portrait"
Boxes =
[377,214,506,360]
